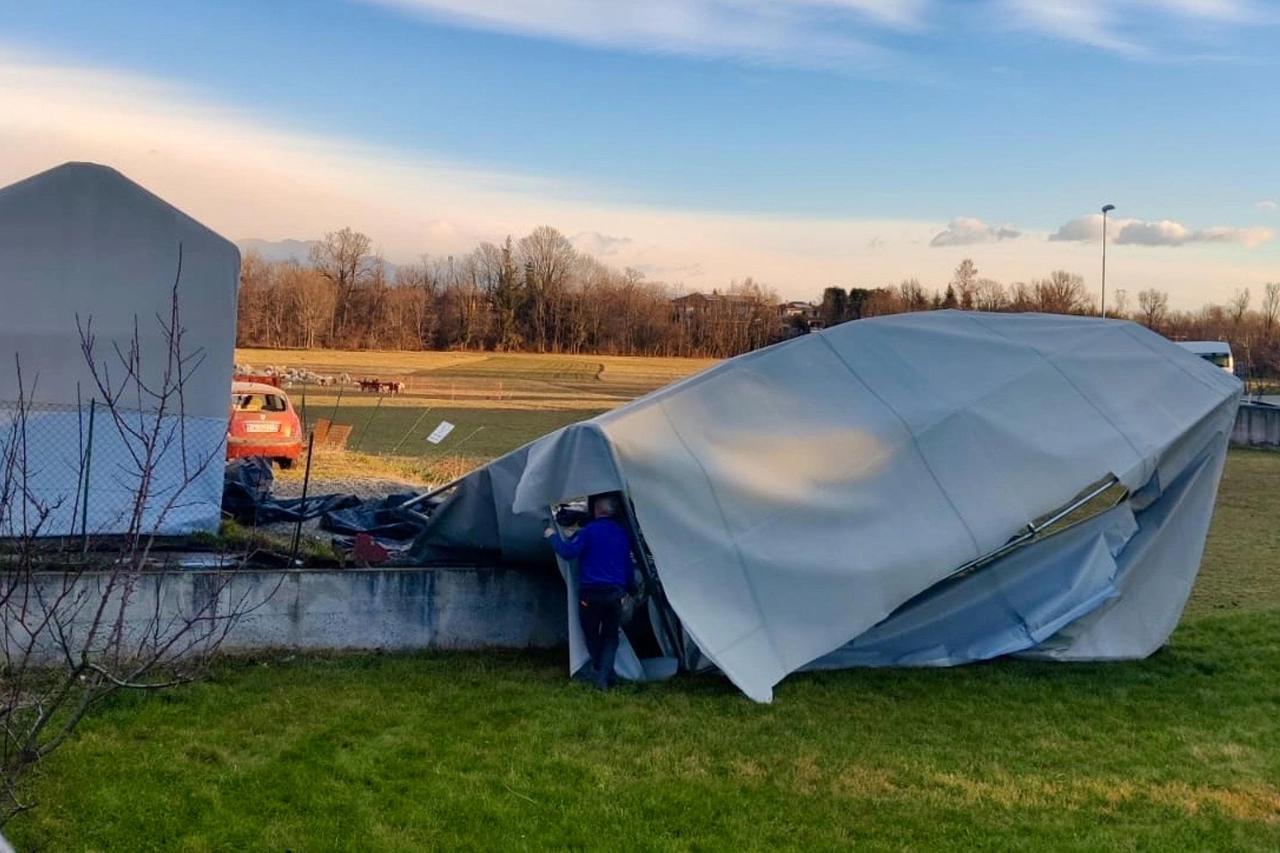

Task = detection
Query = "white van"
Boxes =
[1176,340,1234,374]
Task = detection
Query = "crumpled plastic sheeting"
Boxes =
[805,501,1137,670]
[394,313,1243,701]
[221,457,431,545]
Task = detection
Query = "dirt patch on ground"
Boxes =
[270,477,427,501]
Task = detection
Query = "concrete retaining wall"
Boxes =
[4,566,568,665]
[1232,403,1280,449]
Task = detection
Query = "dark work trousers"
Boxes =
[579,586,625,689]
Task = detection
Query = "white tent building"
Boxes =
[0,163,239,537]
[412,312,1243,702]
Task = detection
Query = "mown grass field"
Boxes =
[11,611,1280,851]
[235,348,716,487]
[236,348,717,414]
[6,354,1280,849]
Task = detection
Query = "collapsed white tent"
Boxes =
[0,163,239,537]
[413,312,1242,702]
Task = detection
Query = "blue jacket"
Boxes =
[547,517,634,591]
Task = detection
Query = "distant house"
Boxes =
[672,291,760,321]
[778,300,824,333]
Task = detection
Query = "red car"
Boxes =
[227,380,304,468]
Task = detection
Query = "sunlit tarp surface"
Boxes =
[0,163,239,536]
[416,312,1241,701]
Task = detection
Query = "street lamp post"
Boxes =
[1101,204,1116,318]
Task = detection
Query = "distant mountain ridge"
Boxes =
[236,238,402,278]
[235,238,321,264]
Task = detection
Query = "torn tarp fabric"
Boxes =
[404,312,1242,701]
[221,458,417,537]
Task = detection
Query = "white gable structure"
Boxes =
[413,312,1243,701]
[0,163,239,537]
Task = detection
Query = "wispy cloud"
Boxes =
[362,0,1275,68]
[1049,213,1274,248]
[571,231,632,256]
[996,0,1266,55]
[3,46,1275,309]
[0,46,945,294]
[360,0,929,70]
[930,217,1021,247]
[1258,200,1278,213]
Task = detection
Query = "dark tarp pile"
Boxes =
[403,311,1242,702]
[221,458,440,557]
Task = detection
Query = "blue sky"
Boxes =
[2,0,1277,306]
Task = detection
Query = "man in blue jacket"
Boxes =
[543,494,634,691]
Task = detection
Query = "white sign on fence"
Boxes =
[427,420,455,445]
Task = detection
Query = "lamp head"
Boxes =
[1101,204,1116,214]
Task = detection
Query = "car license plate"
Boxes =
[244,422,279,433]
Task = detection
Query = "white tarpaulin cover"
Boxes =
[0,163,239,536]
[414,312,1242,701]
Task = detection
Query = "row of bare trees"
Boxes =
[237,226,778,358]
[817,260,1280,377]
[237,226,1280,369]
[819,263,1102,322]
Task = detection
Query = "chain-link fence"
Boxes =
[0,398,225,541]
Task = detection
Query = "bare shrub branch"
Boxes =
[1,246,275,825]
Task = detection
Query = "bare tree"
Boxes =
[567,255,614,354]
[236,250,287,348]
[393,258,442,349]
[1229,287,1251,328]
[973,279,1008,312]
[1007,281,1035,312]
[519,226,577,352]
[310,227,378,346]
[860,288,899,318]
[896,278,928,312]
[1262,282,1280,339]
[448,253,494,351]
[952,259,978,311]
[281,264,335,350]
[1138,288,1170,330]
[1034,270,1088,314]
[1112,288,1131,319]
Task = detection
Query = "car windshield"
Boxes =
[232,393,287,413]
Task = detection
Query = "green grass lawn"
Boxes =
[310,404,608,461]
[1188,448,1280,619]
[10,619,1280,851]
[244,347,716,490]
[275,351,705,469]
[8,451,1280,850]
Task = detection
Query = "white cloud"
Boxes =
[999,1,1140,53]
[1192,225,1275,248]
[1049,213,1274,248]
[360,0,930,69]
[930,217,1021,247]
[1257,200,1278,213]
[571,231,633,256]
[1048,215,1105,243]
[996,0,1264,55]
